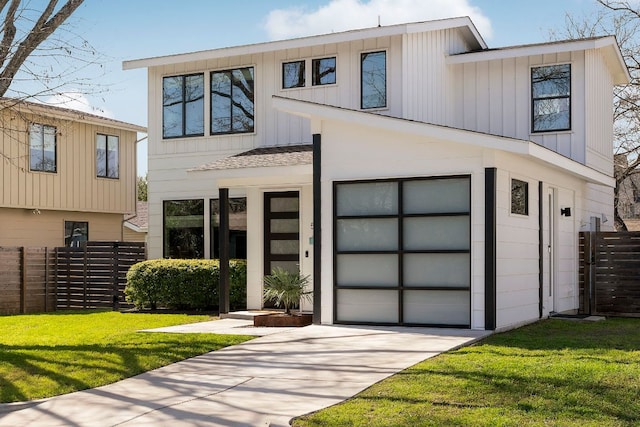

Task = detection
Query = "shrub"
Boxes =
[125,259,247,310]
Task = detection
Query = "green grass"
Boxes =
[0,310,253,403]
[294,318,640,427]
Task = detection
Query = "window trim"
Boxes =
[530,63,571,133]
[96,133,119,179]
[510,178,529,216]
[29,123,57,173]
[360,50,387,110]
[312,56,337,86]
[210,66,255,136]
[282,60,305,89]
[162,73,205,139]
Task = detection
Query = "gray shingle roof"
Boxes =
[190,144,313,171]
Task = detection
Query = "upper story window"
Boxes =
[162,73,204,139]
[96,134,119,179]
[211,67,255,134]
[531,64,571,132]
[312,57,336,86]
[283,60,305,89]
[361,51,386,109]
[29,123,56,173]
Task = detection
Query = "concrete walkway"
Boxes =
[0,320,490,426]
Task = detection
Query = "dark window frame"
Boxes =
[29,123,57,173]
[333,175,471,327]
[511,178,529,216]
[210,66,255,135]
[64,220,88,247]
[96,133,119,179]
[531,64,571,133]
[162,73,205,139]
[360,50,387,110]
[162,199,205,259]
[210,197,247,259]
[312,57,336,86]
[282,60,305,89]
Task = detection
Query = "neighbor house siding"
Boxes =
[0,207,123,247]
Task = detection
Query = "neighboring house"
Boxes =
[123,201,148,242]
[124,17,628,331]
[615,154,640,230]
[0,99,146,247]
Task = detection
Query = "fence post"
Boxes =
[112,242,119,311]
[20,247,27,314]
[588,217,601,315]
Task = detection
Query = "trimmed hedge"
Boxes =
[125,259,246,310]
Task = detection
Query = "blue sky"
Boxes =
[36,0,602,176]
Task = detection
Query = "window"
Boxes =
[361,51,386,109]
[511,179,529,215]
[96,134,119,178]
[29,123,56,172]
[211,67,254,134]
[312,57,336,86]
[162,73,204,138]
[210,198,247,259]
[334,176,471,326]
[283,60,305,89]
[531,64,570,132]
[163,200,204,258]
[64,221,88,247]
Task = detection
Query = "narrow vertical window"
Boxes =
[162,73,204,138]
[211,67,254,134]
[96,134,119,178]
[312,57,336,86]
[361,51,386,109]
[283,60,305,88]
[531,64,571,132]
[29,123,56,172]
[511,179,529,215]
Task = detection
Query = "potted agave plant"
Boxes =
[254,267,313,327]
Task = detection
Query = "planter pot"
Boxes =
[253,313,312,327]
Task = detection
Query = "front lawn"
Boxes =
[0,310,253,403]
[294,318,640,427]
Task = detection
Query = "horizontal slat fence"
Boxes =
[579,231,640,316]
[0,247,55,315]
[56,242,146,310]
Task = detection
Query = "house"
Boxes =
[124,16,629,331]
[615,154,640,230]
[0,99,146,247]
[123,201,149,243]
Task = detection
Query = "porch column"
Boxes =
[312,133,322,324]
[484,168,497,330]
[219,187,230,314]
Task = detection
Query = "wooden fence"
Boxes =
[579,231,640,316]
[0,242,146,315]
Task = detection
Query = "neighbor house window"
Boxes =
[210,197,247,259]
[361,51,386,109]
[312,57,336,86]
[96,134,119,178]
[64,221,88,247]
[162,73,204,138]
[163,199,204,258]
[211,67,254,134]
[531,64,570,132]
[283,60,305,89]
[511,179,529,215]
[29,123,56,172]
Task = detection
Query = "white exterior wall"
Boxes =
[451,51,587,165]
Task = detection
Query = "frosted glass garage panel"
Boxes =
[404,178,470,214]
[337,254,398,287]
[404,253,470,287]
[336,289,398,323]
[336,182,398,216]
[404,216,469,250]
[403,290,470,325]
[336,218,398,251]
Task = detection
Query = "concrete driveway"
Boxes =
[0,321,490,426]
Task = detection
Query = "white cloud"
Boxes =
[264,0,492,41]
[44,92,115,118]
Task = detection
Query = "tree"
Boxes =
[137,174,147,202]
[550,0,640,230]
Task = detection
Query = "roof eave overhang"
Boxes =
[123,17,485,70]
[273,96,614,187]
